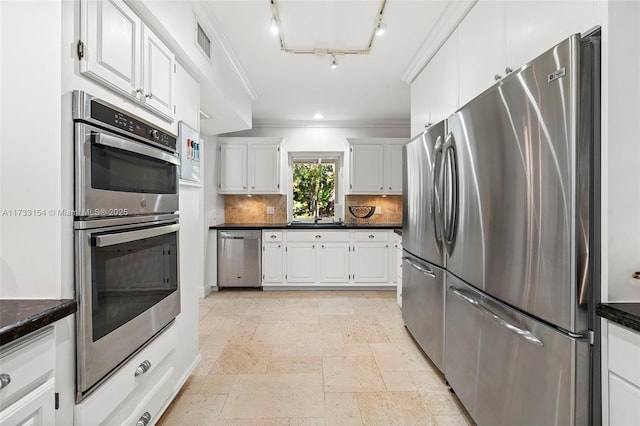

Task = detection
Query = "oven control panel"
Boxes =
[90,100,176,151]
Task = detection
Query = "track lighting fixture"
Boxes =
[329,55,338,70]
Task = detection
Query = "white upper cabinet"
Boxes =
[349,144,384,194]
[505,1,599,73]
[80,0,175,121]
[142,28,174,117]
[457,0,506,108]
[218,143,248,193]
[455,0,600,109]
[384,144,404,194]
[218,138,283,194]
[410,32,458,136]
[250,143,282,193]
[348,139,407,195]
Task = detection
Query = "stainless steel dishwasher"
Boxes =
[217,230,262,288]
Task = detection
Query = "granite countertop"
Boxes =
[210,222,402,230]
[0,299,77,346]
[596,303,640,333]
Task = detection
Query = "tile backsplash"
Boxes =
[224,195,287,224]
[345,195,402,224]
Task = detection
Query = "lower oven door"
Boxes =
[75,217,180,397]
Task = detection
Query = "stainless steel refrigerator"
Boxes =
[403,31,600,425]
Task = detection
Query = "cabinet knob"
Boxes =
[368,235,375,239]
[136,412,151,426]
[505,67,513,74]
[134,360,152,377]
[315,235,321,239]
[0,374,11,390]
[494,74,502,81]
[312,245,315,248]
[380,186,383,190]
[252,186,255,189]
[321,245,325,248]
[389,187,391,190]
[633,272,640,280]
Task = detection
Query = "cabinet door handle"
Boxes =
[145,92,153,99]
[380,186,383,190]
[633,271,640,280]
[505,67,513,74]
[134,360,152,377]
[136,411,152,426]
[312,245,315,248]
[0,374,11,390]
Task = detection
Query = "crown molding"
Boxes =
[252,119,410,129]
[401,0,478,84]
[194,1,258,101]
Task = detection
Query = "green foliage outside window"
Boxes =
[292,162,335,219]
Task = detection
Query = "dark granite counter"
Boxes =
[597,303,640,333]
[0,299,77,346]
[210,223,402,230]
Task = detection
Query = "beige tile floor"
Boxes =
[158,290,474,426]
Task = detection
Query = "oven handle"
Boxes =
[93,132,180,166]
[95,223,179,247]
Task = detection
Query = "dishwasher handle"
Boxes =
[218,230,261,239]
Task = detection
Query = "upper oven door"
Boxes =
[75,122,180,218]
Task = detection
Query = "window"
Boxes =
[292,159,335,220]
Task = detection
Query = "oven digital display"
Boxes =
[89,100,177,150]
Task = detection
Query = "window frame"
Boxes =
[287,151,344,223]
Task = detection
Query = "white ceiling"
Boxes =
[202,0,449,124]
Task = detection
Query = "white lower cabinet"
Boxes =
[607,322,640,426]
[0,327,55,426]
[263,229,398,288]
[74,324,176,425]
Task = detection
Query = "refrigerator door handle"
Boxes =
[442,132,459,256]
[432,135,445,252]
[403,257,436,278]
[450,287,544,347]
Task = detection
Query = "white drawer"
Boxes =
[0,327,54,409]
[286,230,350,242]
[352,230,390,242]
[121,366,174,426]
[75,324,176,425]
[608,322,640,388]
[263,230,283,242]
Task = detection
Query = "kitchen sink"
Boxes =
[286,221,347,228]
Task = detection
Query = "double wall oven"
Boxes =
[72,91,181,400]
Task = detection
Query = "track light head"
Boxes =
[329,55,338,70]
[270,17,279,35]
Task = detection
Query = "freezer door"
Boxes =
[445,275,589,426]
[446,34,589,333]
[401,253,445,372]
[402,121,446,267]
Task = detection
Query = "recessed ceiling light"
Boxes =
[313,113,324,120]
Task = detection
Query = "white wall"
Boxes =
[0,0,63,299]
[602,0,640,302]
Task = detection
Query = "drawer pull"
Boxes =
[368,234,375,239]
[315,235,321,239]
[270,235,277,239]
[0,374,11,390]
[134,360,152,377]
[136,411,151,426]
[633,272,640,280]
